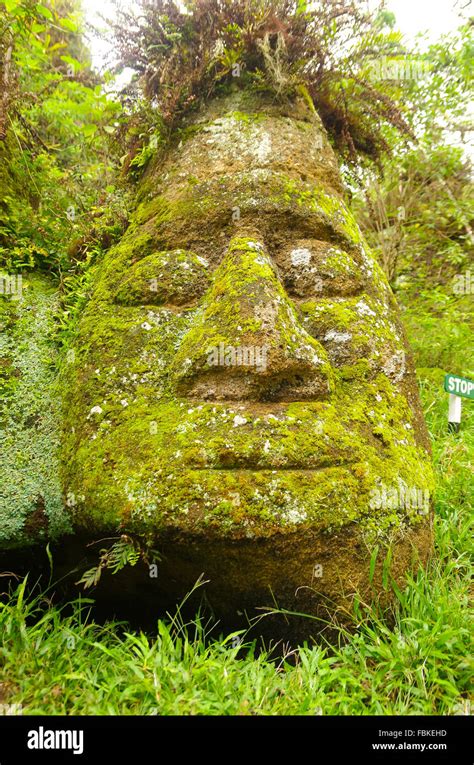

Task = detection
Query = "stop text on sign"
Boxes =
[444,374,474,400]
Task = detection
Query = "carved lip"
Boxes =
[189,460,354,472]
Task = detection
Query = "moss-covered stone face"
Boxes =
[61,89,433,633]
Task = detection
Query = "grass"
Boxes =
[0,291,472,716]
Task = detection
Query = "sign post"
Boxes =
[444,374,474,433]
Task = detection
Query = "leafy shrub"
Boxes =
[111,0,416,163]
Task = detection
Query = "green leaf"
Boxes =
[382,546,393,591]
[82,124,98,137]
[45,543,53,578]
[59,16,78,33]
[60,54,83,71]
[31,22,46,34]
[77,566,102,589]
[369,545,379,585]
[49,42,66,53]
[36,4,53,20]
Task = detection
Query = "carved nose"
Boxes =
[171,237,333,401]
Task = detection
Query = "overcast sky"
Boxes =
[384,0,470,44]
[82,0,470,71]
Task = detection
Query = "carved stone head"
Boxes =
[61,90,433,637]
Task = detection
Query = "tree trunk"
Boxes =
[0,40,13,141]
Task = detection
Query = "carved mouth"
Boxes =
[179,413,356,472]
[189,460,354,472]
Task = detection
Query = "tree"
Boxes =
[354,22,473,286]
[0,0,122,273]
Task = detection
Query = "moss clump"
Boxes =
[229,111,267,124]
[274,176,363,245]
[112,249,210,306]
[299,293,406,380]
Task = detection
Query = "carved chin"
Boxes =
[123,464,361,536]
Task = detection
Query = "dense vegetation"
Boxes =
[0,0,472,715]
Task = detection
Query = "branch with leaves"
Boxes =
[77,534,161,589]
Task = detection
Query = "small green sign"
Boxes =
[444,374,474,400]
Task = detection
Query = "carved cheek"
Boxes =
[276,239,368,299]
[110,249,211,307]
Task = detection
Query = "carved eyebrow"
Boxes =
[135,189,356,261]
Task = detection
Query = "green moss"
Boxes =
[112,249,210,306]
[322,247,358,274]
[60,362,433,542]
[176,122,209,145]
[135,195,174,227]
[299,292,406,381]
[170,236,333,389]
[274,176,363,245]
[135,190,217,230]
[228,111,266,124]
[296,83,316,115]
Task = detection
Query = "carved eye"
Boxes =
[276,240,367,299]
[112,250,211,306]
